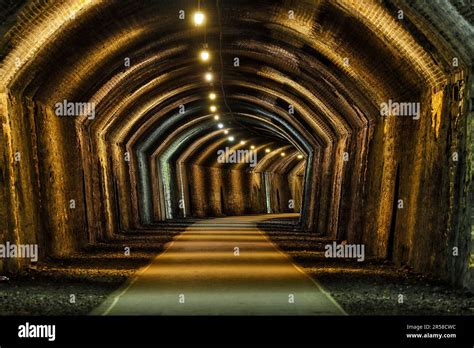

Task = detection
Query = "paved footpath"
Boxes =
[91,215,346,315]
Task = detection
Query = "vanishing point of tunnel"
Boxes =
[0,0,473,317]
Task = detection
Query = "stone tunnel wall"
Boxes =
[463,69,474,289]
[289,173,304,213]
[0,92,89,273]
[359,68,472,286]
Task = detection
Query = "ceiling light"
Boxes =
[217,123,224,129]
[224,130,229,134]
[240,141,246,145]
[200,50,210,61]
[265,148,271,153]
[281,152,286,156]
[210,105,217,112]
[194,12,205,25]
[214,115,220,120]
[209,93,216,100]
[250,145,255,150]
[205,72,213,81]
[228,136,234,141]
[297,154,303,159]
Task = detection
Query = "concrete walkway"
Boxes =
[91,215,346,315]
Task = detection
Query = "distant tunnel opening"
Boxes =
[164,136,308,221]
[135,109,312,225]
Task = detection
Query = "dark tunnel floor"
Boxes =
[0,224,473,316]
[264,230,474,315]
[0,228,182,315]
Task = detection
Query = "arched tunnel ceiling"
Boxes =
[0,0,470,180]
[3,0,471,96]
[149,113,304,173]
[2,0,472,132]
[0,4,465,191]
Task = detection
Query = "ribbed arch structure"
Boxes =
[1,0,473,288]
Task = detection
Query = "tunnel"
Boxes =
[0,0,474,321]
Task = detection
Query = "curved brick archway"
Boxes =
[0,0,472,292]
